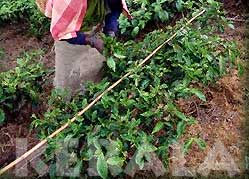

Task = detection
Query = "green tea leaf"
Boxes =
[135,142,157,169]
[114,53,126,59]
[158,11,169,22]
[175,111,187,121]
[237,62,244,76]
[0,109,5,124]
[194,138,206,150]
[141,111,154,117]
[177,121,186,138]
[107,157,124,166]
[107,57,116,72]
[131,26,139,37]
[183,138,194,154]
[228,23,235,29]
[97,154,108,179]
[135,150,145,169]
[152,121,164,134]
[176,0,183,11]
[190,89,207,102]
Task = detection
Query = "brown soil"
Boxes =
[172,0,248,176]
[0,123,39,168]
[0,24,54,168]
[0,24,54,72]
[222,0,248,17]
[176,70,244,172]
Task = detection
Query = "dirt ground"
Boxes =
[0,24,54,72]
[0,0,248,177]
[176,70,244,172]
[0,24,54,168]
[173,0,248,176]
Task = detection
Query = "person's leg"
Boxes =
[61,32,86,45]
[103,11,121,36]
[103,0,122,36]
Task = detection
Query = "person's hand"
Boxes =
[85,35,104,53]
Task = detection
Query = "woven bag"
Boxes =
[36,0,47,13]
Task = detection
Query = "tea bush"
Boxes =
[0,0,49,37]
[0,51,47,124]
[119,0,230,37]
[31,1,240,178]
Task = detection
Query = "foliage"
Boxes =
[119,0,232,37]
[0,51,47,124]
[31,1,240,178]
[119,0,183,37]
[183,137,206,154]
[0,0,49,37]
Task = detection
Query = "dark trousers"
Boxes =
[103,0,122,34]
[64,0,123,45]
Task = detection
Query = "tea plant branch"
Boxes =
[0,9,205,175]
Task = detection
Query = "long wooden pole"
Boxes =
[0,9,205,175]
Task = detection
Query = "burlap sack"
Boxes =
[54,41,106,94]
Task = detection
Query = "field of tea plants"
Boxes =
[0,0,248,178]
